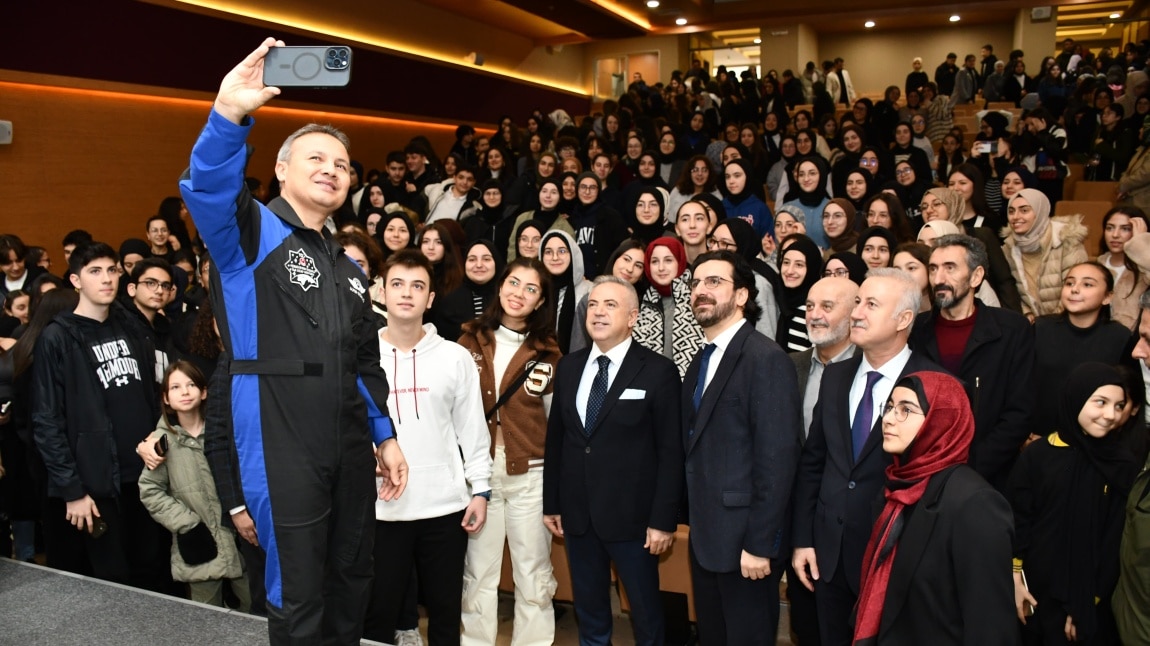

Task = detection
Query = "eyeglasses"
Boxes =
[920,200,945,211]
[707,237,737,251]
[823,268,850,278]
[519,235,542,246]
[860,159,879,167]
[578,184,598,192]
[882,402,925,422]
[691,167,709,174]
[688,275,735,290]
[895,168,914,176]
[138,278,175,292]
[543,247,569,258]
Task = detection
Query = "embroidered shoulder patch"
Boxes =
[348,277,366,302]
[285,248,321,291]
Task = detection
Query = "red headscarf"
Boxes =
[853,370,974,644]
[644,236,688,297]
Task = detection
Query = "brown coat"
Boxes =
[1002,215,1088,318]
[457,326,559,475]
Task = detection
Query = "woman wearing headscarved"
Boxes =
[776,234,823,353]
[720,158,775,240]
[539,230,592,354]
[921,186,1024,313]
[1118,116,1150,213]
[1008,363,1140,645]
[508,178,576,261]
[624,187,672,248]
[822,198,861,259]
[1002,189,1088,320]
[707,217,782,340]
[430,240,506,343]
[632,237,706,378]
[852,371,1016,646]
[779,155,831,248]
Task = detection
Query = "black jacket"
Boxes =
[910,303,1035,489]
[874,465,1018,645]
[31,306,159,500]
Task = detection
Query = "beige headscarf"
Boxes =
[925,187,966,225]
[1009,188,1052,253]
[917,219,961,243]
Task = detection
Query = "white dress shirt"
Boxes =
[701,318,747,395]
[576,337,633,426]
[847,344,912,431]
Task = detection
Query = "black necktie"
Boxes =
[585,355,610,433]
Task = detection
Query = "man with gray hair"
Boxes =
[909,234,1034,489]
[543,274,684,646]
[178,38,409,644]
[792,268,943,646]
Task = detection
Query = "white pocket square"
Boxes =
[620,388,646,400]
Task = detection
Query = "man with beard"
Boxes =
[681,250,802,645]
[908,234,1034,489]
[791,268,941,646]
[786,275,857,646]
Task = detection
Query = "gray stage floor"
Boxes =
[0,558,387,645]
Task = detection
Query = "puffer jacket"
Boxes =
[139,416,243,583]
[1120,145,1150,213]
[1002,215,1088,318]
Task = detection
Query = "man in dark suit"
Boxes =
[909,235,1034,490]
[543,275,684,646]
[791,268,945,646]
[682,250,802,645]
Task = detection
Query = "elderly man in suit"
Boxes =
[791,268,945,646]
[682,250,802,645]
[786,276,857,645]
[543,275,684,646]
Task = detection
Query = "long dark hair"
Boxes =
[674,154,717,195]
[416,221,464,295]
[11,289,79,377]
[1099,206,1150,298]
[863,193,914,244]
[467,257,555,342]
[949,163,994,220]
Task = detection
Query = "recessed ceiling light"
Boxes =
[675,17,687,25]
[753,37,762,44]
[1110,12,1121,19]
[646,0,659,8]
[864,20,875,28]
[949,14,961,22]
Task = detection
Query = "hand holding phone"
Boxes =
[264,46,353,88]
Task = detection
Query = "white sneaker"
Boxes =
[393,629,424,646]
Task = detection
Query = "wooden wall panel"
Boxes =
[0,80,463,254]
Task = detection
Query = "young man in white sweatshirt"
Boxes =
[363,249,492,645]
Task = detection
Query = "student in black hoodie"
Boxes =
[567,172,628,276]
[462,180,518,255]
[430,240,505,343]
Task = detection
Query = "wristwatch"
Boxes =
[473,490,491,500]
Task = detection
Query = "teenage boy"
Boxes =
[364,249,492,645]
[32,241,164,587]
[425,164,479,224]
[146,215,176,263]
[124,257,177,384]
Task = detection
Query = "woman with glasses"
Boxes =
[780,155,831,248]
[890,122,933,187]
[907,112,936,170]
[458,258,560,646]
[853,371,1014,645]
[633,236,706,377]
[708,218,781,340]
[920,187,1023,312]
[667,154,721,222]
[822,251,869,285]
[508,178,576,261]
[891,160,930,227]
[538,230,591,354]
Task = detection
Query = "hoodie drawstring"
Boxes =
[411,348,420,420]
[391,346,421,423]
[392,348,401,425]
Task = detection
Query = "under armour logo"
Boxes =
[114,376,129,387]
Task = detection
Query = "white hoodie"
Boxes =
[375,324,492,521]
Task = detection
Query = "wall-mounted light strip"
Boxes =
[170,0,590,96]
[0,80,473,131]
[587,0,653,29]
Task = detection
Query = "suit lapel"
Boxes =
[563,348,591,436]
[584,344,644,437]
[687,325,750,454]
[837,355,864,453]
[854,352,921,465]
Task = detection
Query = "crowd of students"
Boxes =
[5,34,1150,646]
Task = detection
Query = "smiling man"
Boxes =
[178,38,408,644]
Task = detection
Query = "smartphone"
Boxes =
[155,434,169,457]
[974,141,998,155]
[1020,569,1035,616]
[264,46,353,88]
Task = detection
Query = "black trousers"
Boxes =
[785,560,820,645]
[689,543,781,646]
[813,552,858,646]
[363,510,468,645]
[53,483,167,592]
[565,529,664,646]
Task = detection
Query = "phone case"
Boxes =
[264,46,352,88]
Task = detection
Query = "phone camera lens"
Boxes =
[325,47,350,70]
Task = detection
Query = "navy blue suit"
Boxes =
[682,322,803,645]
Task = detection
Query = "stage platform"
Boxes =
[0,558,387,645]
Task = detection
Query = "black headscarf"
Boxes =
[558,171,579,215]
[534,178,563,230]
[844,168,877,216]
[540,231,577,353]
[692,193,727,221]
[462,239,506,297]
[1052,363,1140,642]
[376,210,416,261]
[717,217,777,290]
[720,158,757,207]
[783,155,831,206]
[474,179,505,223]
[856,226,898,264]
[777,234,824,314]
[625,187,668,246]
[825,252,869,285]
[514,219,546,257]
